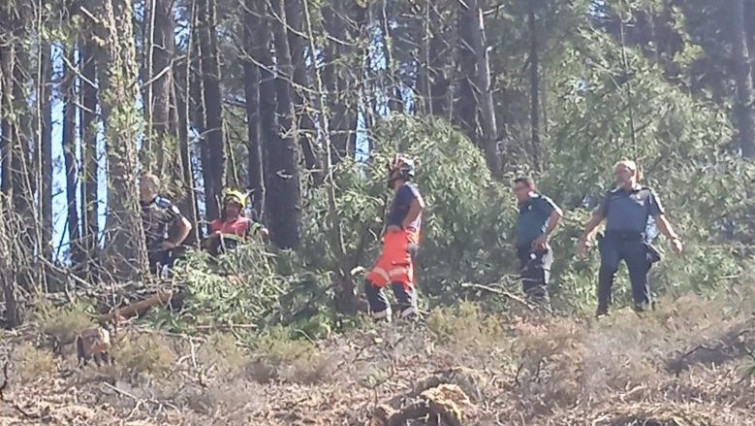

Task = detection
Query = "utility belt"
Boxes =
[602,230,645,241]
[600,231,661,264]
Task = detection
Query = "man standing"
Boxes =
[513,177,563,305]
[577,160,683,317]
[139,173,192,276]
[365,155,425,322]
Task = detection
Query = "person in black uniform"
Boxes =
[577,160,683,317]
[139,173,192,276]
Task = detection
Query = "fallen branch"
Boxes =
[460,283,535,311]
[97,289,174,324]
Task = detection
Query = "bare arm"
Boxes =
[579,211,604,242]
[544,205,563,238]
[655,214,679,241]
[169,217,192,246]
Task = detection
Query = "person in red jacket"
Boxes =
[365,155,425,322]
[204,188,268,255]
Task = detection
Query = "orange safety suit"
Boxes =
[366,228,419,290]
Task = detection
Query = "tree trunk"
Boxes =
[456,2,478,141]
[175,0,199,246]
[92,0,148,282]
[146,0,177,174]
[286,0,321,183]
[528,0,541,171]
[39,42,54,265]
[301,0,358,314]
[458,0,501,177]
[196,0,226,222]
[268,0,302,250]
[731,0,755,158]
[80,37,100,281]
[62,46,82,267]
[243,0,265,214]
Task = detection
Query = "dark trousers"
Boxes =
[148,249,174,276]
[597,232,651,315]
[365,281,417,321]
[516,245,552,303]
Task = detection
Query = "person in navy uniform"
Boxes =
[139,173,192,276]
[512,177,563,306]
[577,160,683,317]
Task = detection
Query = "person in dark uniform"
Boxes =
[513,177,563,306]
[139,173,192,276]
[577,160,683,317]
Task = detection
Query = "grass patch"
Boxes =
[116,334,177,377]
[16,343,57,382]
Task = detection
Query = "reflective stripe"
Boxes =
[372,308,392,321]
[389,267,409,277]
[400,306,416,318]
[371,267,390,282]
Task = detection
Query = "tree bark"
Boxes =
[268,0,302,249]
[458,0,501,177]
[91,0,148,282]
[147,0,177,174]
[80,37,100,281]
[196,0,226,222]
[528,0,541,171]
[243,0,265,214]
[62,46,82,267]
[40,41,54,264]
[285,0,322,183]
[731,0,755,158]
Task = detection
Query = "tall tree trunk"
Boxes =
[175,0,199,246]
[458,0,501,177]
[80,37,100,281]
[62,47,82,267]
[301,0,357,313]
[0,4,21,327]
[91,0,148,282]
[731,0,755,158]
[147,0,177,175]
[196,0,226,222]
[528,0,541,171]
[243,0,265,214]
[456,3,478,141]
[268,0,302,249]
[40,42,53,264]
[257,9,276,222]
[286,0,321,183]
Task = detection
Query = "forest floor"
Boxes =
[0,293,754,426]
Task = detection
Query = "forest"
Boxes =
[0,0,754,425]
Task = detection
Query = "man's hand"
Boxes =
[670,237,683,254]
[386,225,402,233]
[160,240,177,251]
[532,235,549,252]
[576,237,590,259]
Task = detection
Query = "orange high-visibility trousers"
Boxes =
[366,229,418,290]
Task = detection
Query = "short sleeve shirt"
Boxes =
[387,182,422,231]
[598,187,664,233]
[210,216,253,239]
[141,196,182,248]
[515,193,557,248]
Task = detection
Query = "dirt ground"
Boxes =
[1,296,754,426]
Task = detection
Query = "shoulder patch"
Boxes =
[154,196,173,208]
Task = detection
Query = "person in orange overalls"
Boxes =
[365,156,425,322]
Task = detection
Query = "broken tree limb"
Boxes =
[97,289,175,324]
[460,283,535,311]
